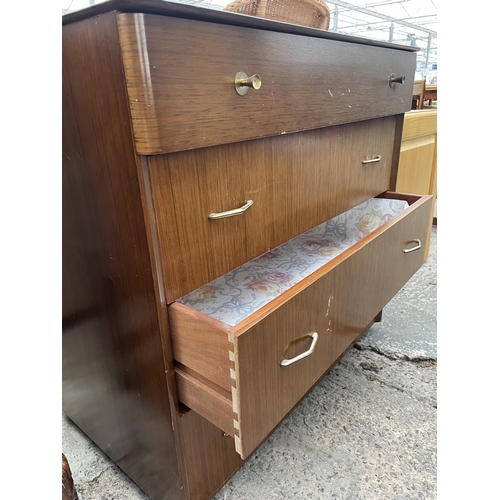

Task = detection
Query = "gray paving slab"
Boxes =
[62,229,437,500]
[213,349,436,500]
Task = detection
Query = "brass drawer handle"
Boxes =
[389,73,406,88]
[281,332,319,367]
[208,200,254,220]
[403,239,422,253]
[362,155,382,164]
[234,72,262,96]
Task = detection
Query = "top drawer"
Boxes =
[117,13,416,154]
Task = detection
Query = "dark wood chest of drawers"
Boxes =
[62,2,431,499]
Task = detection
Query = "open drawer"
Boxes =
[168,192,432,459]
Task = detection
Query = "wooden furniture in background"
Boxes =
[396,108,437,260]
[424,84,437,106]
[412,79,425,109]
[223,0,330,30]
[62,1,430,499]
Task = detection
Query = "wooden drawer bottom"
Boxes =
[169,192,432,459]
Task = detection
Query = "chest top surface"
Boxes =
[62,0,419,52]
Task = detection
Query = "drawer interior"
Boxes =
[176,196,410,327]
[169,191,432,459]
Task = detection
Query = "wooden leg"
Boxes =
[374,310,383,323]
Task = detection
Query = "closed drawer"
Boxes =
[150,116,399,303]
[117,13,415,154]
[168,192,432,459]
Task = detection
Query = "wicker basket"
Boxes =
[223,0,330,30]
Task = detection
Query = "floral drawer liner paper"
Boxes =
[177,197,409,326]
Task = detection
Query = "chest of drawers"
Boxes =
[62,1,431,499]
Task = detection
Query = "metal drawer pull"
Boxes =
[208,200,254,220]
[234,72,262,96]
[281,332,319,367]
[389,73,406,87]
[362,155,382,164]
[403,239,422,253]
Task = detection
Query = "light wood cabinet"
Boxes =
[62,2,431,499]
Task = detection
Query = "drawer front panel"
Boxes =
[150,117,398,303]
[170,193,432,458]
[118,14,415,155]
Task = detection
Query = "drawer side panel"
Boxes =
[169,302,234,392]
[175,366,235,437]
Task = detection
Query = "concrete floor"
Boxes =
[62,227,437,500]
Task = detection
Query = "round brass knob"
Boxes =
[234,71,262,96]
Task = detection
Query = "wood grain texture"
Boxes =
[137,157,181,407]
[397,109,437,259]
[151,117,397,302]
[401,108,437,140]
[173,314,376,499]
[169,303,233,391]
[177,316,376,495]
[389,113,405,191]
[63,3,428,497]
[62,13,183,500]
[235,193,432,458]
[117,13,416,154]
[178,410,243,500]
[168,193,432,458]
[175,366,235,437]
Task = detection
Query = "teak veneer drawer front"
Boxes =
[169,192,432,459]
[150,117,398,303]
[117,13,415,154]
